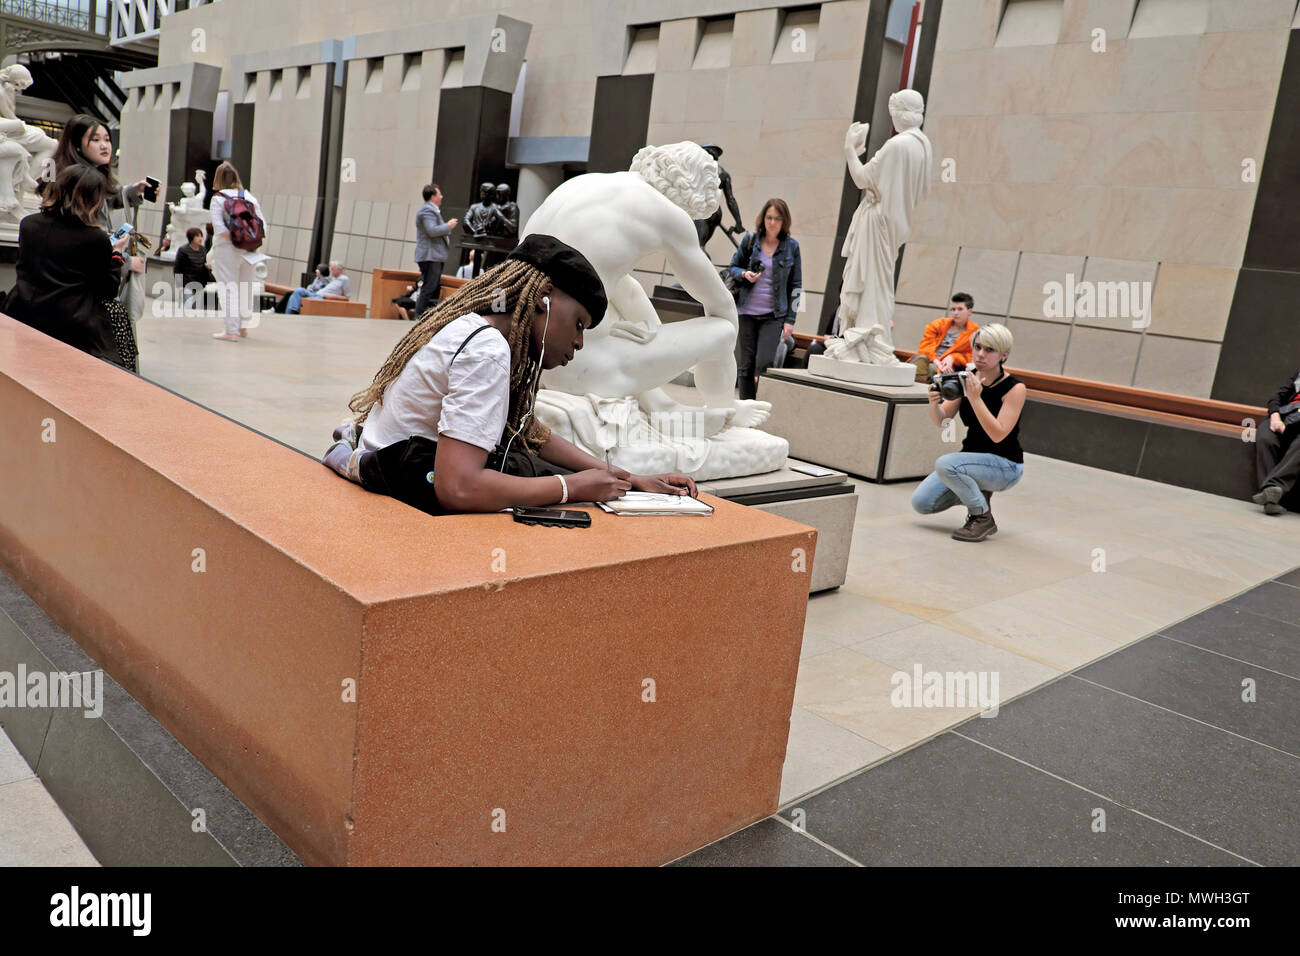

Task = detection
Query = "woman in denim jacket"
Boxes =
[728,198,802,400]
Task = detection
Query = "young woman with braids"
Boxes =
[323,234,698,515]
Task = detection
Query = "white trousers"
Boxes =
[210,240,254,335]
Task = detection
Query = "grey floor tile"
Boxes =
[960,678,1297,865]
[1226,582,1300,628]
[670,818,855,867]
[1076,637,1300,754]
[1274,567,1300,588]
[774,733,1246,866]
[1158,603,1300,679]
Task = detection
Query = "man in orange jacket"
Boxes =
[910,292,979,382]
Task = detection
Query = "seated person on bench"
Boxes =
[322,235,697,515]
[276,263,328,313]
[287,260,350,314]
[1253,368,1300,515]
[393,277,423,322]
[909,292,979,382]
[912,323,1025,542]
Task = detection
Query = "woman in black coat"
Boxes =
[4,164,130,366]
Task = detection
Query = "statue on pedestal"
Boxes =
[463,182,495,238]
[693,143,744,251]
[488,183,518,238]
[521,141,789,480]
[0,65,58,227]
[161,170,207,261]
[833,89,933,350]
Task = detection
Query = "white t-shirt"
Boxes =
[359,314,511,454]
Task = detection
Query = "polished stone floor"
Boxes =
[0,727,97,866]
[133,307,1300,813]
[676,572,1300,865]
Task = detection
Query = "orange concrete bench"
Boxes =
[0,314,813,865]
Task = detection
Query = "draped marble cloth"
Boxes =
[841,126,933,341]
[534,390,788,481]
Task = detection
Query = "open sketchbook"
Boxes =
[596,492,714,516]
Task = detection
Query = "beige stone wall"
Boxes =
[899,0,1292,397]
[242,63,331,288]
[331,50,447,308]
[117,86,174,245]
[127,0,871,321]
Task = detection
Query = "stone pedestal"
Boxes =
[808,353,915,386]
[760,367,964,480]
[698,460,858,593]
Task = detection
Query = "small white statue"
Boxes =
[835,89,933,349]
[162,169,207,260]
[519,141,788,478]
[0,65,57,224]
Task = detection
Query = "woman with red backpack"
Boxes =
[209,161,267,341]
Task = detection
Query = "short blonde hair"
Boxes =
[973,322,1012,356]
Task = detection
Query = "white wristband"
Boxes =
[557,474,568,505]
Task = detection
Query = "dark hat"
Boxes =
[507,234,607,327]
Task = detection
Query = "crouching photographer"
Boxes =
[911,323,1026,542]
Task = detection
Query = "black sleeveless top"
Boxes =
[958,372,1024,463]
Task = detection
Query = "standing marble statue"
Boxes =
[0,65,58,225]
[520,141,787,479]
[835,89,932,349]
[161,169,207,261]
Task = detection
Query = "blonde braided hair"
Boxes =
[348,259,552,451]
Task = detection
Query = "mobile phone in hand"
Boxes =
[143,176,160,202]
[111,223,133,240]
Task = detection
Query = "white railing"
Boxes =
[109,0,220,45]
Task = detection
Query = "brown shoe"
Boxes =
[953,510,997,542]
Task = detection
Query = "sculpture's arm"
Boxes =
[721,175,743,229]
[666,218,737,321]
[844,123,871,190]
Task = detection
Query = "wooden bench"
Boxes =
[0,313,813,865]
[370,268,468,320]
[889,347,1266,500]
[264,281,365,318]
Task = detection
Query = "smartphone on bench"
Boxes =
[512,507,591,528]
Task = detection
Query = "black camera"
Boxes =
[933,371,969,401]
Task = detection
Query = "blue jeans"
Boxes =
[912,452,1024,516]
[287,287,320,314]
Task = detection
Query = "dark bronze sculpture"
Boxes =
[694,143,744,250]
[489,183,519,238]
[464,182,495,237]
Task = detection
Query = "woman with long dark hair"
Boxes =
[727,197,802,400]
[4,164,131,367]
[50,114,150,276]
[324,234,697,515]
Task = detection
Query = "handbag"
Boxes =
[104,297,138,373]
[720,232,754,303]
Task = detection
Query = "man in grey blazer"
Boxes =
[413,184,458,319]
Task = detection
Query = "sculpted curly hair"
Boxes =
[629,142,721,220]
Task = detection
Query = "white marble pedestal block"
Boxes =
[808,354,916,387]
[697,460,858,593]
[759,368,965,480]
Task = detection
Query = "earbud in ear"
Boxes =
[542,296,550,307]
